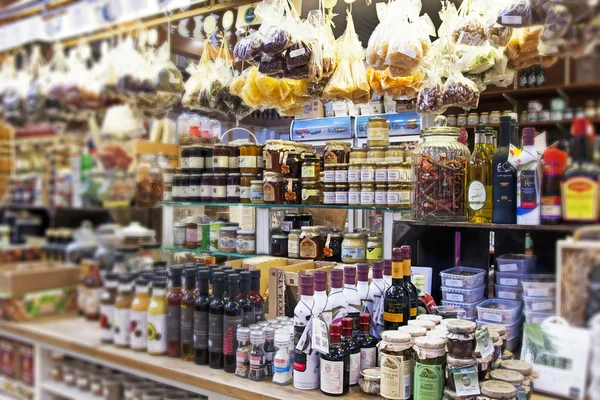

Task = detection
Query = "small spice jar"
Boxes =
[235,327,252,378]
[335,184,348,205]
[229,143,240,173]
[299,227,323,260]
[335,164,348,183]
[250,180,265,204]
[287,229,301,258]
[212,173,227,202]
[283,178,301,204]
[280,151,301,178]
[445,319,476,358]
[324,184,336,204]
[348,162,361,183]
[375,162,388,183]
[361,162,375,182]
[301,180,320,205]
[349,183,361,205]
[219,226,239,253]
[413,336,446,400]
[173,222,186,247]
[323,164,336,183]
[236,230,256,255]
[446,354,477,391]
[200,173,213,203]
[264,173,283,204]
[341,233,367,264]
[379,331,413,400]
[271,234,288,257]
[367,147,387,162]
[212,144,230,173]
[358,368,381,395]
[239,143,259,173]
[227,173,241,203]
[350,148,368,162]
[361,184,375,205]
[240,173,254,203]
[375,184,388,205]
[301,157,320,180]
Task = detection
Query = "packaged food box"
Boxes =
[521,274,556,298]
[441,299,483,318]
[476,299,522,324]
[477,317,522,340]
[495,271,526,287]
[495,254,536,274]
[524,310,554,324]
[495,284,523,301]
[440,266,486,290]
[441,285,486,303]
[523,296,556,313]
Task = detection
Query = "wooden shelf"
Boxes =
[42,381,102,400]
[462,118,600,130]
[398,220,583,233]
[481,81,600,101]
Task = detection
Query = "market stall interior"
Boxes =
[0,0,598,399]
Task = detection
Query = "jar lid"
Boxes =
[344,233,366,239]
[446,354,477,368]
[352,148,368,152]
[220,226,240,232]
[414,335,446,350]
[349,183,361,187]
[349,161,363,166]
[237,230,255,235]
[380,330,412,344]
[407,319,435,330]
[375,161,388,167]
[500,360,533,376]
[367,234,381,241]
[480,380,517,399]
[360,367,381,381]
[228,173,241,176]
[425,330,447,342]
[174,222,186,228]
[445,319,476,334]
[289,229,302,234]
[214,143,229,148]
[369,146,387,151]
[140,242,160,250]
[250,180,263,184]
[489,369,524,386]
[482,324,507,336]
[422,115,461,136]
[362,161,375,166]
[214,173,227,177]
[416,314,443,325]
[272,234,289,239]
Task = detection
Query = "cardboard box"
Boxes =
[295,100,325,120]
[0,262,79,296]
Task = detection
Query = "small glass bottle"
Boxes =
[130,275,151,351]
[272,329,292,385]
[264,326,276,376]
[147,279,168,356]
[235,327,252,378]
[99,273,118,344]
[181,268,197,361]
[113,275,134,348]
[248,329,267,381]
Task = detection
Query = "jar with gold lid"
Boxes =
[366,234,383,264]
[341,232,367,263]
[367,147,387,162]
[360,162,375,182]
[239,143,259,173]
[385,144,405,162]
[350,148,368,162]
[386,162,402,183]
[361,184,375,205]
[348,162,361,183]
[367,117,390,147]
[323,184,336,205]
[324,141,350,164]
[375,162,387,183]
[387,184,401,207]
[335,184,348,205]
[349,183,361,205]
[375,184,388,205]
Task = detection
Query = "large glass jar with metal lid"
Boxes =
[413,116,470,221]
[341,232,367,264]
[367,117,390,147]
[324,141,350,164]
[239,142,259,173]
[212,144,230,173]
[299,227,323,260]
[134,154,164,207]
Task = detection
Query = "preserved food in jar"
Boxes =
[186,219,198,249]
[200,174,213,203]
[387,184,401,207]
[264,140,283,172]
[283,178,301,204]
[348,162,361,183]
[445,319,476,358]
[172,174,182,201]
[323,165,336,183]
[239,143,259,173]
[212,173,227,202]
[256,145,265,170]
[236,230,256,255]
[324,184,336,204]
[301,180,320,205]
[212,144,230,173]
[375,184,387,205]
[379,331,413,400]
[181,146,191,174]
[180,175,190,201]
[361,184,375,205]
[366,235,382,264]
[227,173,241,203]
[342,233,367,264]
[205,147,213,170]
[350,148,368,162]
[385,144,405,162]
[264,173,283,204]
[229,144,240,173]
[250,180,265,204]
[413,116,470,221]
[349,184,361,205]
[189,146,204,174]
[367,117,390,147]
[240,173,255,203]
[446,355,477,391]
[189,175,201,202]
[386,162,401,183]
[335,184,348,205]
[413,336,446,400]
[324,141,350,164]
[134,154,164,207]
[282,214,302,234]
[335,164,348,183]
[323,229,343,262]
[219,226,239,253]
[271,234,288,257]
[301,157,320,180]
[299,227,323,260]
[300,213,313,227]
[361,162,375,182]
[375,162,388,183]
[368,147,387,162]
[281,151,301,178]
[399,183,411,208]
[287,229,301,258]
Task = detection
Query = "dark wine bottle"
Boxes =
[384,254,409,330]
[238,271,255,326]
[194,269,210,365]
[249,270,265,322]
[354,314,378,370]
[340,318,360,386]
[167,266,183,358]
[400,246,419,320]
[208,272,226,369]
[492,116,517,224]
[320,323,349,396]
[223,274,243,373]
[181,267,197,361]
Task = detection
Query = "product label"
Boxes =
[380,354,412,399]
[99,304,114,342]
[220,237,236,251]
[452,366,480,397]
[468,180,487,211]
[367,127,389,142]
[387,192,400,205]
[240,186,250,199]
[375,192,387,204]
[528,288,550,297]
[264,183,275,201]
[181,306,194,345]
[324,192,336,204]
[399,191,411,205]
[475,327,495,359]
[383,312,404,323]
[189,185,200,198]
[498,291,517,300]
[167,305,181,343]
[446,293,464,302]
[361,170,374,182]
[249,354,264,370]
[301,189,319,201]
[208,313,223,352]
[324,170,336,183]
[181,157,190,169]
[113,308,130,346]
[499,263,518,272]
[520,170,537,209]
[300,238,318,259]
[349,192,361,205]
[86,288,101,317]
[236,347,249,367]
[223,314,243,356]
[265,151,273,170]
[532,301,554,311]
[228,156,238,170]
[212,185,226,199]
[348,170,360,182]
[414,362,443,400]
[205,156,213,169]
[274,355,291,373]
[180,185,189,199]
[481,312,503,323]
[335,191,348,204]
[562,177,599,221]
[236,238,255,253]
[541,195,561,220]
[194,310,208,349]
[147,314,167,353]
[502,15,522,25]
[238,156,257,169]
[335,170,348,183]
[375,170,387,182]
[361,192,374,204]
[320,359,345,394]
[186,228,197,244]
[288,239,299,255]
[360,347,377,370]
[200,184,212,198]
[387,169,401,182]
[190,156,204,169]
[250,188,263,201]
[367,246,383,262]
[301,165,317,178]
[500,278,518,286]
[227,184,240,198]
[130,310,147,349]
[342,246,366,260]
[350,352,361,385]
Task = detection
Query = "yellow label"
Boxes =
[392,261,404,279]
[384,312,404,323]
[367,247,383,261]
[403,261,412,277]
[561,177,599,221]
[410,308,417,317]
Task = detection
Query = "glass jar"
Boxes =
[299,227,323,260]
[323,229,343,262]
[300,213,313,227]
[323,165,336,183]
[212,173,227,202]
[283,178,301,204]
[281,151,302,178]
[163,167,175,187]
[324,184,336,204]
[379,331,413,400]
[335,184,348,205]
[490,111,502,124]
[239,143,259,173]
[301,157,320,180]
[324,141,350,164]
[205,146,213,170]
[271,234,288,257]
[446,355,477,391]
[134,154,164,207]
[385,144,405,162]
[375,184,388,205]
[367,147,387,162]
[361,162,375,182]
[236,230,255,255]
[413,336,446,400]
[186,218,198,249]
[386,162,401,183]
[341,233,367,263]
[282,214,302,234]
[387,184,401,207]
[181,147,191,174]
[240,173,254,203]
[457,113,467,127]
[350,148,368,162]
[361,184,375,205]
[172,174,182,201]
[301,180,320,205]
[189,175,201,202]
[413,116,470,221]
[229,144,240,173]
[264,173,283,204]
[359,368,381,396]
[375,162,388,183]
[200,173,213,203]
[447,115,457,126]
[250,180,265,204]
[348,162,361,183]
[173,222,186,247]
[227,173,241,203]
[368,117,390,147]
[256,145,265,170]
[212,144,230,173]
[399,183,411,208]
[479,112,489,125]
[445,320,476,358]
[335,164,348,183]
[264,140,283,172]
[467,112,479,126]
[366,234,382,264]
[219,226,239,253]
[349,183,361,205]
[287,229,301,258]
[179,175,190,202]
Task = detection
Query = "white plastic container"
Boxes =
[440,267,486,289]
[523,296,556,313]
[441,286,486,303]
[495,284,523,301]
[476,299,522,324]
[476,317,522,340]
[441,299,483,318]
[521,274,556,298]
[524,310,554,324]
[495,271,526,287]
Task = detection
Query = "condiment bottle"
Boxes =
[194,269,210,365]
[340,318,360,386]
[235,327,252,378]
[99,273,118,344]
[147,279,168,356]
[320,323,350,396]
[541,149,567,224]
[343,266,361,334]
[209,272,226,369]
[323,269,348,327]
[238,271,255,326]
[167,266,183,358]
[181,267,197,361]
[130,275,151,351]
[84,262,103,320]
[516,127,542,225]
[113,275,134,348]
[272,328,292,385]
[249,270,265,323]
[248,329,267,381]
[224,274,243,373]
[293,275,319,390]
[355,314,378,370]
[356,264,370,316]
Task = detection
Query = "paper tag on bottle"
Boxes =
[312,314,330,355]
[452,366,480,397]
[508,144,520,170]
[475,327,494,359]
[296,317,313,354]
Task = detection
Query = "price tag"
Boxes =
[452,366,480,397]
[517,387,528,400]
[475,327,495,359]
[312,314,329,355]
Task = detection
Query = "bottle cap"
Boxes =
[153,261,167,269]
[330,323,341,337]
[499,116,512,124]
[196,269,209,280]
[330,269,343,288]
[400,245,412,260]
[314,271,327,292]
[392,248,403,262]
[522,127,536,146]
[212,271,225,282]
[152,279,167,289]
[299,274,314,296]
[543,149,567,166]
[240,271,251,281]
[341,317,353,330]
[104,272,118,282]
[343,266,356,285]
[360,313,371,325]
[250,270,260,279]
[357,264,369,281]
[237,327,251,341]
[572,117,588,137]
[135,276,149,287]
[382,260,392,276]
[195,263,206,269]
[228,273,240,283]
[372,261,383,279]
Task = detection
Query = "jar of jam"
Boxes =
[299,227,323,260]
[256,145,265,170]
[264,172,283,204]
[190,146,204,174]
[282,214,302,234]
[264,140,283,172]
[324,141,350,164]
[324,184,336,204]
[205,146,213,170]
[361,162,375,182]
[287,229,301,258]
[180,175,190,201]
[349,183,361,205]
[250,180,265,204]
[367,117,390,147]
[301,180,320,205]
[445,320,476,358]
[323,165,336,183]
[361,184,375,205]
[240,173,254,203]
[200,173,213,202]
[229,144,240,173]
[350,148,368,162]
[387,184,401,207]
[212,144,229,173]
[385,144,405,162]
[212,173,227,202]
[181,146,191,174]
[283,178,301,204]
[323,229,343,262]
[348,162,361,183]
[301,157,320,180]
[335,184,348,205]
[227,173,241,203]
[281,151,302,178]
[375,184,388,205]
[446,355,477,391]
[367,147,387,162]
[375,162,388,183]
[300,213,313,227]
[189,175,201,202]
[172,175,182,201]
[335,164,348,183]
[239,143,259,173]
[270,234,288,257]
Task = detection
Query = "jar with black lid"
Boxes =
[323,184,336,204]
[181,147,191,174]
[227,173,241,203]
[229,144,240,173]
[212,173,227,202]
[300,213,313,227]
[213,144,230,173]
[282,214,302,234]
[190,146,204,174]
[205,147,213,170]
[335,184,348,205]
[281,151,302,178]
[189,175,201,202]
[180,175,190,201]
[283,178,301,204]
[323,229,343,262]
[270,234,288,257]
[172,175,182,201]
[200,173,213,202]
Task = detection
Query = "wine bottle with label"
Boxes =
[492,116,517,224]
[343,266,361,334]
[384,253,409,330]
[320,323,350,396]
[208,272,226,369]
[468,126,493,223]
[400,246,419,320]
[194,269,210,365]
[354,314,378,370]
[340,318,360,386]
[223,274,243,373]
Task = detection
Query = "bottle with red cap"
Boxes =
[355,313,378,370]
[400,245,419,320]
[561,118,600,223]
[383,250,409,330]
[319,323,350,396]
[517,127,542,225]
[541,148,568,224]
[340,317,360,386]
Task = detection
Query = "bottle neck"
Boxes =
[228,284,240,299]
[198,279,209,297]
[330,286,343,294]
[391,260,403,280]
[573,135,588,163]
[240,280,251,296]
[135,285,150,296]
[360,323,371,333]
[152,288,166,297]
[344,283,355,289]
[341,328,352,338]
[300,294,314,303]
[212,281,225,298]
[499,123,511,147]
[474,132,485,145]
[330,335,341,345]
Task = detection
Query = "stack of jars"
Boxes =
[172,141,265,203]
